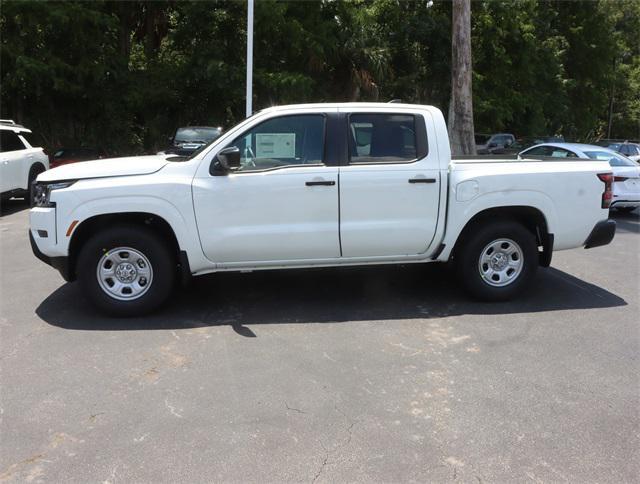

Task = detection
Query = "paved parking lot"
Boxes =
[1,200,639,483]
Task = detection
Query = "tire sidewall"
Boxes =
[77,225,175,316]
[457,221,538,301]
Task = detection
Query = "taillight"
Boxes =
[613,176,628,182]
[597,173,613,209]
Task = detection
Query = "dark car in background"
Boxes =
[158,126,223,156]
[475,133,515,154]
[491,136,565,155]
[596,140,640,163]
[50,147,105,168]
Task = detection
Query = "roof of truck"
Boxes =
[255,102,437,113]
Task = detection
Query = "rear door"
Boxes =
[338,109,441,258]
[0,130,27,192]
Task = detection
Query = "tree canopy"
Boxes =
[1,0,638,154]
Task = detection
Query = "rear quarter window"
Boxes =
[584,150,636,167]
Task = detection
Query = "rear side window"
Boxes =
[0,130,26,152]
[348,114,423,164]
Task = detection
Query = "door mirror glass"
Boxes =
[210,146,241,174]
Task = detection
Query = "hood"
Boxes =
[38,155,169,182]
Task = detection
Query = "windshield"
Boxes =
[584,150,637,167]
[175,127,221,144]
[475,135,490,144]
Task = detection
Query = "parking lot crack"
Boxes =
[309,404,358,482]
[311,443,329,483]
[285,401,307,414]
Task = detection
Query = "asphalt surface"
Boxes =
[1,199,639,483]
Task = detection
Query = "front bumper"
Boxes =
[29,230,73,281]
[584,219,616,249]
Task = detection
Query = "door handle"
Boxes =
[305,180,336,186]
[408,178,436,184]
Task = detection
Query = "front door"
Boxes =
[338,110,442,258]
[193,113,341,264]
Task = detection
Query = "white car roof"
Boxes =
[523,142,619,157]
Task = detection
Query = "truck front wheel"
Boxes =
[456,221,538,301]
[77,225,175,316]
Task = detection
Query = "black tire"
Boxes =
[616,206,636,214]
[455,220,538,301]
[77,225,175,316]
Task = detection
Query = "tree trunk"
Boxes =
[448,0,476,156]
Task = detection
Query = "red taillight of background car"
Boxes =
[613,176,628,182]
[597,173,613,208]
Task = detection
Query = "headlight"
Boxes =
[31,181,76,207]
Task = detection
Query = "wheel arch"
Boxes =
[67,212,188,282]
[447,206,552,266]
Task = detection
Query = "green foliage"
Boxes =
[1,0,638,154]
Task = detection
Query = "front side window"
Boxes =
[349,114,417,163]
[0,131,26,152]
[226,115,325,172]
[522,145,577,158]
[521,146,549,157]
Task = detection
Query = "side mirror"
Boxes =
[210,146,241,175]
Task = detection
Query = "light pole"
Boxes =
[246,0,254,118]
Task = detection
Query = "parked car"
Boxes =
[491,136,565,155]
[475,133,515,154]
[30,103,615,316]
[596,141,640,163]
[0,120,49,201]
[50,147,105,169]
[158,126,223,156]
[519,142,640,213]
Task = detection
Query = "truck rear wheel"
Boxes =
[77,225,175,316]
[456,221,538,301]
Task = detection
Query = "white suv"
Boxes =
[0,120,49,202]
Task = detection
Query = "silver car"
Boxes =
[520,142,640,213]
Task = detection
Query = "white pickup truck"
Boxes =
[29,103,616,316]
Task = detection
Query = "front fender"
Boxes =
[53,195,212,273]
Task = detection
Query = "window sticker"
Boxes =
[256,133,296,158]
